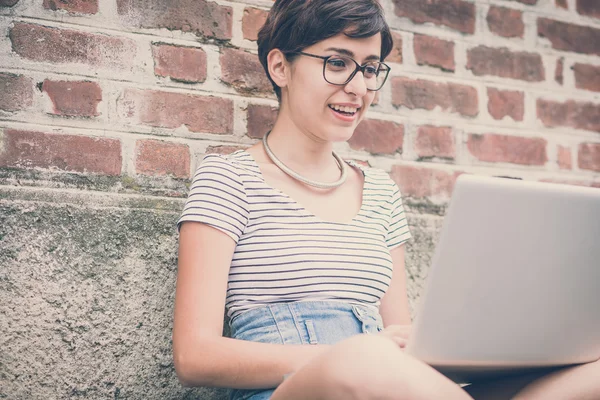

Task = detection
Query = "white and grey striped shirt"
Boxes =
[178,150,412,320]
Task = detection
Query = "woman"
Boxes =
[173,1,599,399]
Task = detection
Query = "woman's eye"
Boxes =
[327,59,347,68]
[365,66,378,75]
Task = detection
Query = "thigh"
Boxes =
[271,334,472,400]
[512,360,600,400]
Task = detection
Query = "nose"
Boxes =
[344,70,368,97]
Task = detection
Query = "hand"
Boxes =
[377,324,411,349]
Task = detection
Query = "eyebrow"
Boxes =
[323,47,381,62]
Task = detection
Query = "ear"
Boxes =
[267,49,289,90]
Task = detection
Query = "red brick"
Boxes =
[242,7,268,41]
[537,99,600,132]
[390,165,460,198]
[220,48,271,95]
[467,46,544,82]
[413,34,455,72]
[392,77,479,117]
[415,126,455,159]
[557,145,572,170]
[43,0,98,14]
[392,0,475,34]
[0,73,33,112]
[348,120,404,155]
[538,18,600,56]
[555,57,564,85]
[487,88,524,121]
[247,104,278,139]
[135,140,190,178]
[0,0,19,6]
[152,44,207,83]
[117,0,232,40]
[119,89,233,134]
[9,22,135,68]
[467,134,547,166]
[42,80,102,118]
[487,6,524,38]
[0,130,121,175]
[573,63,600,93]
[556,0,568,9]
[578,143,600,172]
[577,0,600,19]
[205,145,246,155]
[387,31,403,64]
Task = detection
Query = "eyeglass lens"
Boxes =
[324,56,389,90]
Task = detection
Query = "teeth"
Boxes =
[330,104,358,113]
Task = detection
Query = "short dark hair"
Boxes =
[257,0,394,100]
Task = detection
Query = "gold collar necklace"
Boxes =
[262,130,347,190]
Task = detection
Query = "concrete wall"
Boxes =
[1,170,445,399]
[1,0,599,398]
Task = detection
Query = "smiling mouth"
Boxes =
[328,104,361,116]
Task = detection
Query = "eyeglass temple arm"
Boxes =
[295,51,329,61]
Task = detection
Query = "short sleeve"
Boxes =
[177,155,250,243]
[386,183,412,249]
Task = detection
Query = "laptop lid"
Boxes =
[406,175,600,381]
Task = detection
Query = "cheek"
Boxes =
[357,93,376,120]
[364,92,377,108]
[291,72,330,107]
[299,88,335,117]
[287,89,328,129]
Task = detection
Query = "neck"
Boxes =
[266,112,338,176]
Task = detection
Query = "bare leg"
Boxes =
[513,359,600,400]
[271,334,472,400]
[464,359,600,400]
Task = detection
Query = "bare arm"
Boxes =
[378,244,412,327]
[173,222,330,389]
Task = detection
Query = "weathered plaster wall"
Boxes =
[1,180,442,399]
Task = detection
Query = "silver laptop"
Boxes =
[405,174,600,383]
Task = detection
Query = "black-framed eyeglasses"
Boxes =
[291,51,391,92]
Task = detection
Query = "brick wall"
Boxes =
[1,1,600,398]
[1,0,599,201]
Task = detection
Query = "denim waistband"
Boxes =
[229,300,384,346]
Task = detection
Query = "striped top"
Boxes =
[177,150,412,320]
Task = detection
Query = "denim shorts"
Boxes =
[228,300,384,400]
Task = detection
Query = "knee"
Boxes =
[319,334,427,400]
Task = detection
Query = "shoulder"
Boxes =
[188,152,255,200]
[351,162,398,193]
[197,151,245,171]
[194,150,258,180]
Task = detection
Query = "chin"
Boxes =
[325,125,357,143]
[318,111,364,142]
